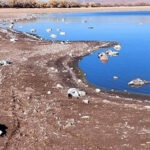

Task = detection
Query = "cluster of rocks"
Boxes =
[98,44,121,64]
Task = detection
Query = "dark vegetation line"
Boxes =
[0,0,150,8]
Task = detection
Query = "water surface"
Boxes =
[1,11,150,95]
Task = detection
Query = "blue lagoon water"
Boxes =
[2,11,150,95]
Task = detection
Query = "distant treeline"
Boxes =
[0,0,149,8]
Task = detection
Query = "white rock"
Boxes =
[56,84,63,89]
[78,79,82,83]
[81,116,90,119]
[60,32,66,36]
[47,91,52,95]
[50,34,57,38]
[95,88,101,93]
[10,38,17,42]
[113,76,119,80]
[144,106,150,109]
[78,91,86,97]
[106,50,119,56]
[50,67,55,71]
[114,44,121,50]
[82,99,89,104]
[69,53,72,57]
[116,96,120,98]
[67,88,86,98]
[0,130,3,135]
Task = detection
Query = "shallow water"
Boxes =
[2,11,150,95]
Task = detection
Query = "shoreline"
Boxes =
[0,8,150,149]
[1,7,150,100]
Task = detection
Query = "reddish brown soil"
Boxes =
[0,9,150,150]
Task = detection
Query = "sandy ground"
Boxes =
[0,8,150,150]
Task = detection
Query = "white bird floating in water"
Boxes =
[30,29,36,33]
[105,50,119,56]
[114,44,121,50]
[46,28,52,33]
[50,34,57,38]
[60,32,66,36]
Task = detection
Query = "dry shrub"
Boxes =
[89,2,101,7]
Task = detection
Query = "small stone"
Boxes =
[144,106,150,109]
[116,96,120,98]
[113,76,118,80]
[0,130,3,135]
[69,53,72,57]
[111,89,115,92]
[95,88,101,93]
[82,99,89,104]
[81,116,90,119]
[56,84,63,89]
[47,91,52,95]
[50,67,55,71]
[78,79,82,83]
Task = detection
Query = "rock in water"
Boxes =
[128,78,150,87]
[98,52,108,64]
[105,50,119,56]
[114,44,121,50]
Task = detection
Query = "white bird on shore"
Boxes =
[50,34,57,38]
[46,28,52,33]
[114,44,121,50]
[105,50,119,56]
[30,29,36,33]
[60,32,66,36]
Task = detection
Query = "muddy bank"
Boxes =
[0,10,150,150]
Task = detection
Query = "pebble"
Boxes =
[0,130,3,135]
[81,116,90,119]
[95,88,101,93]
[47,91,52,95]
[82,99,89,104]
[144,106,150,109]
[78,79,82,83]
[113,76,118,80]
[56,84,63,89]
[50,34,57,38]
